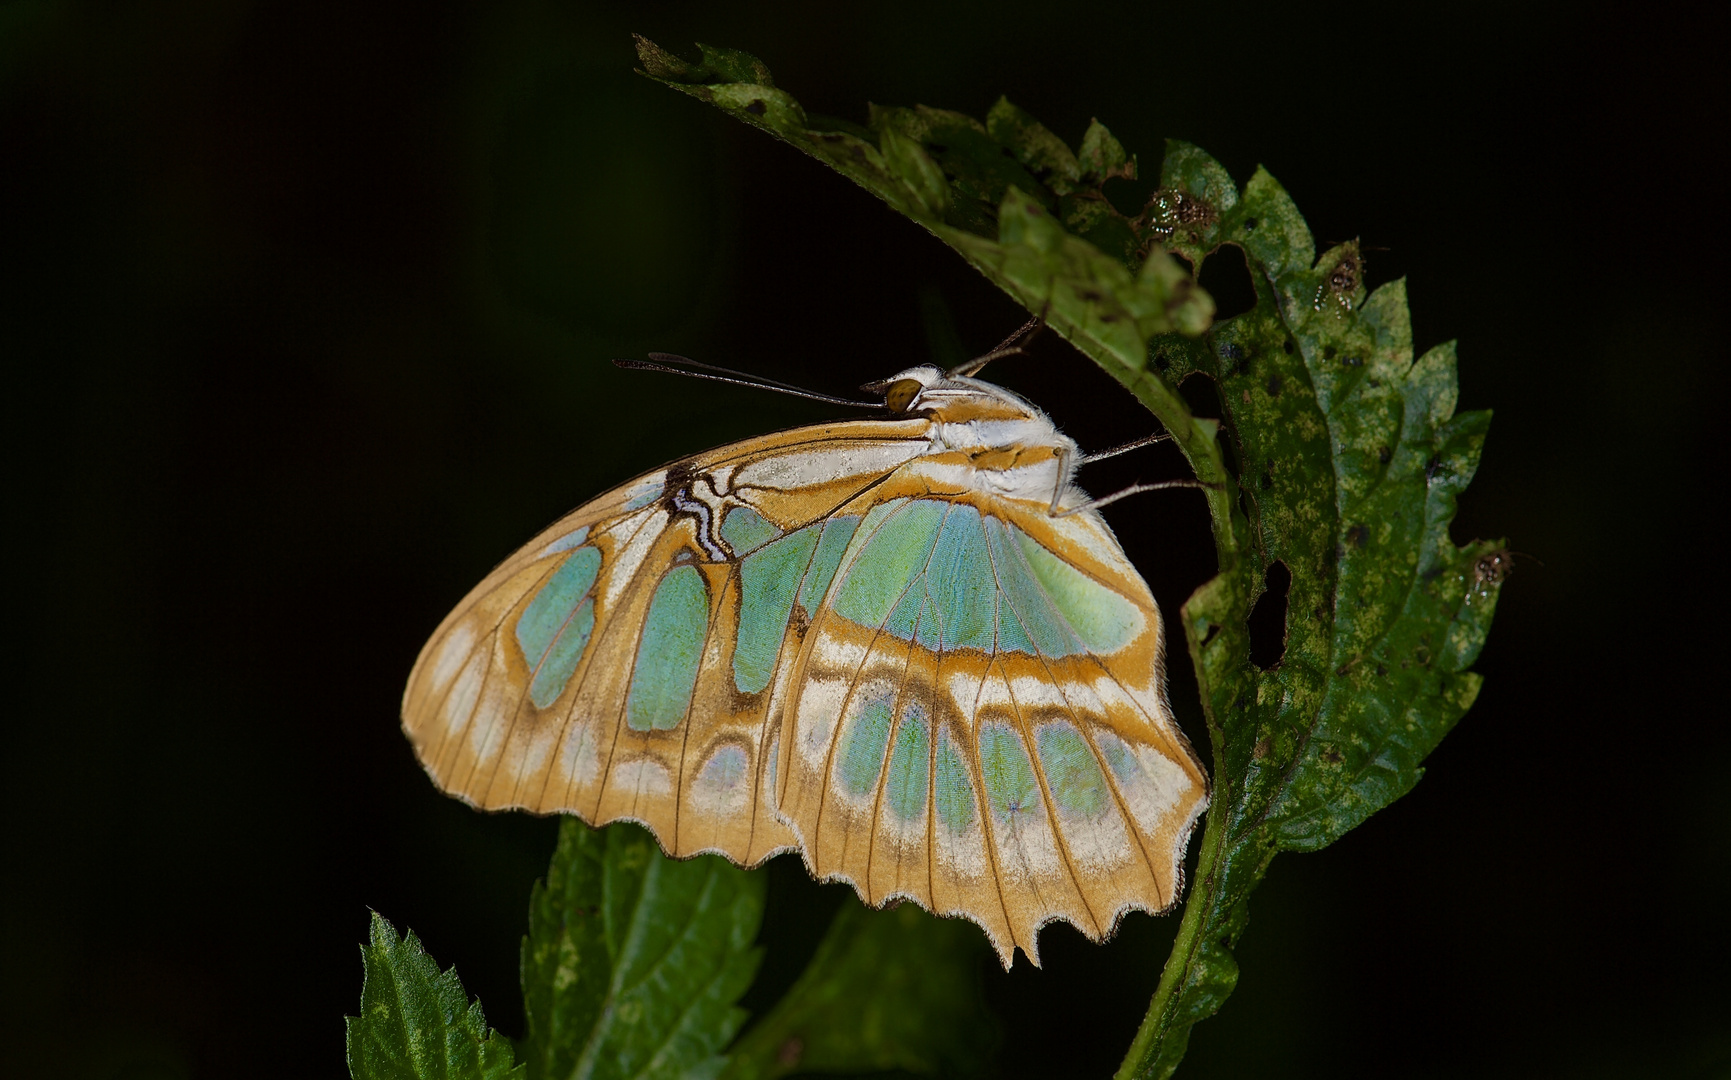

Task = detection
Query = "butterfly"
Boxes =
[401,327,1209,968]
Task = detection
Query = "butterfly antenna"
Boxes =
[947,307,1048,378]
[614,356,885,409]
[644,353,831,396]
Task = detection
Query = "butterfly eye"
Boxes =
[884,378,923,414]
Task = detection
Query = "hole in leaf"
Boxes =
[1102,176,1146,216]
[1179,372,1220,419]
[1168,253,1195,278]
[1220,435,1241,481]
[1178,373,1239,478]
[1247,560,1291,670]
[1197,244,1257,321]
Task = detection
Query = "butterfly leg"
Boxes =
[1049,444,1215,518]
[1052,480,1215,517]
[1075,431,1173,465]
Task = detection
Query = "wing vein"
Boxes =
[808,500,925,870]
[984,515,1168,904]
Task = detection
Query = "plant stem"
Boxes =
[1114,789,1229,1079]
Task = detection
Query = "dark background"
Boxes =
[4,2,1726,1077]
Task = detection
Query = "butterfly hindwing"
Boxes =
[777,494,1209,967]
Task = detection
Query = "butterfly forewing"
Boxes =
[401,423,934,867]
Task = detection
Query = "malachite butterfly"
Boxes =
[402,355,1210,968]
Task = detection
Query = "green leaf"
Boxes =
[1078,119,1135,184]
[1114,164,1504,1078]
[637,40,1504,1079]
[723,901,996,1079]
[634,36,1214,348]
[347,912,525,1080]
[518,819,765,1080]
[985,96,1082,194]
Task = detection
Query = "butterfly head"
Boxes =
[864,365,1040,425]
[861,365,943,416]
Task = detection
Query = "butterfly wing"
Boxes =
[776,492,1209,968]
[400,420,932,866]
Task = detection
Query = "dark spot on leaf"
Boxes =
[1247,561,1291,670]
[1024,202,1044,216]
[1421,565,1444,582]
[1425,455,1444,481]
[1414,645,1432,666]
[1200,622,1221,647]
[1197,244,1256,320]
[1345,523,1369,549]
[745,99,767,116]
[1265,373,1283,397]
[1078,288,1103,302]
[1253,737,1272,760]
[1322,746,1343,764]
[1099,312,1119,323]
[1368,377,1380,387]
[1475,549,1512,584]
[1377,445,1391,465]
[1344,354,1363,367]
[1218,342,1244,362]
[1313,240,1363,313]
[1260,463,1273,490]
[1323,346,1337,360]
[1153,351,1170,371]
[1243,217,1258,231]
[1142,187,1217,241]
[1282,338,1294,354]
[1375,663,1388,676]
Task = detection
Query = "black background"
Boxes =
[4,2,1727,1077]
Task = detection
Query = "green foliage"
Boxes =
[724,902,996,1079]
[632,33,1214,366]
[635,38,1506,1079]
[356,819,993,1080]
[347,912,525,1080]
[519,819,765,1080]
